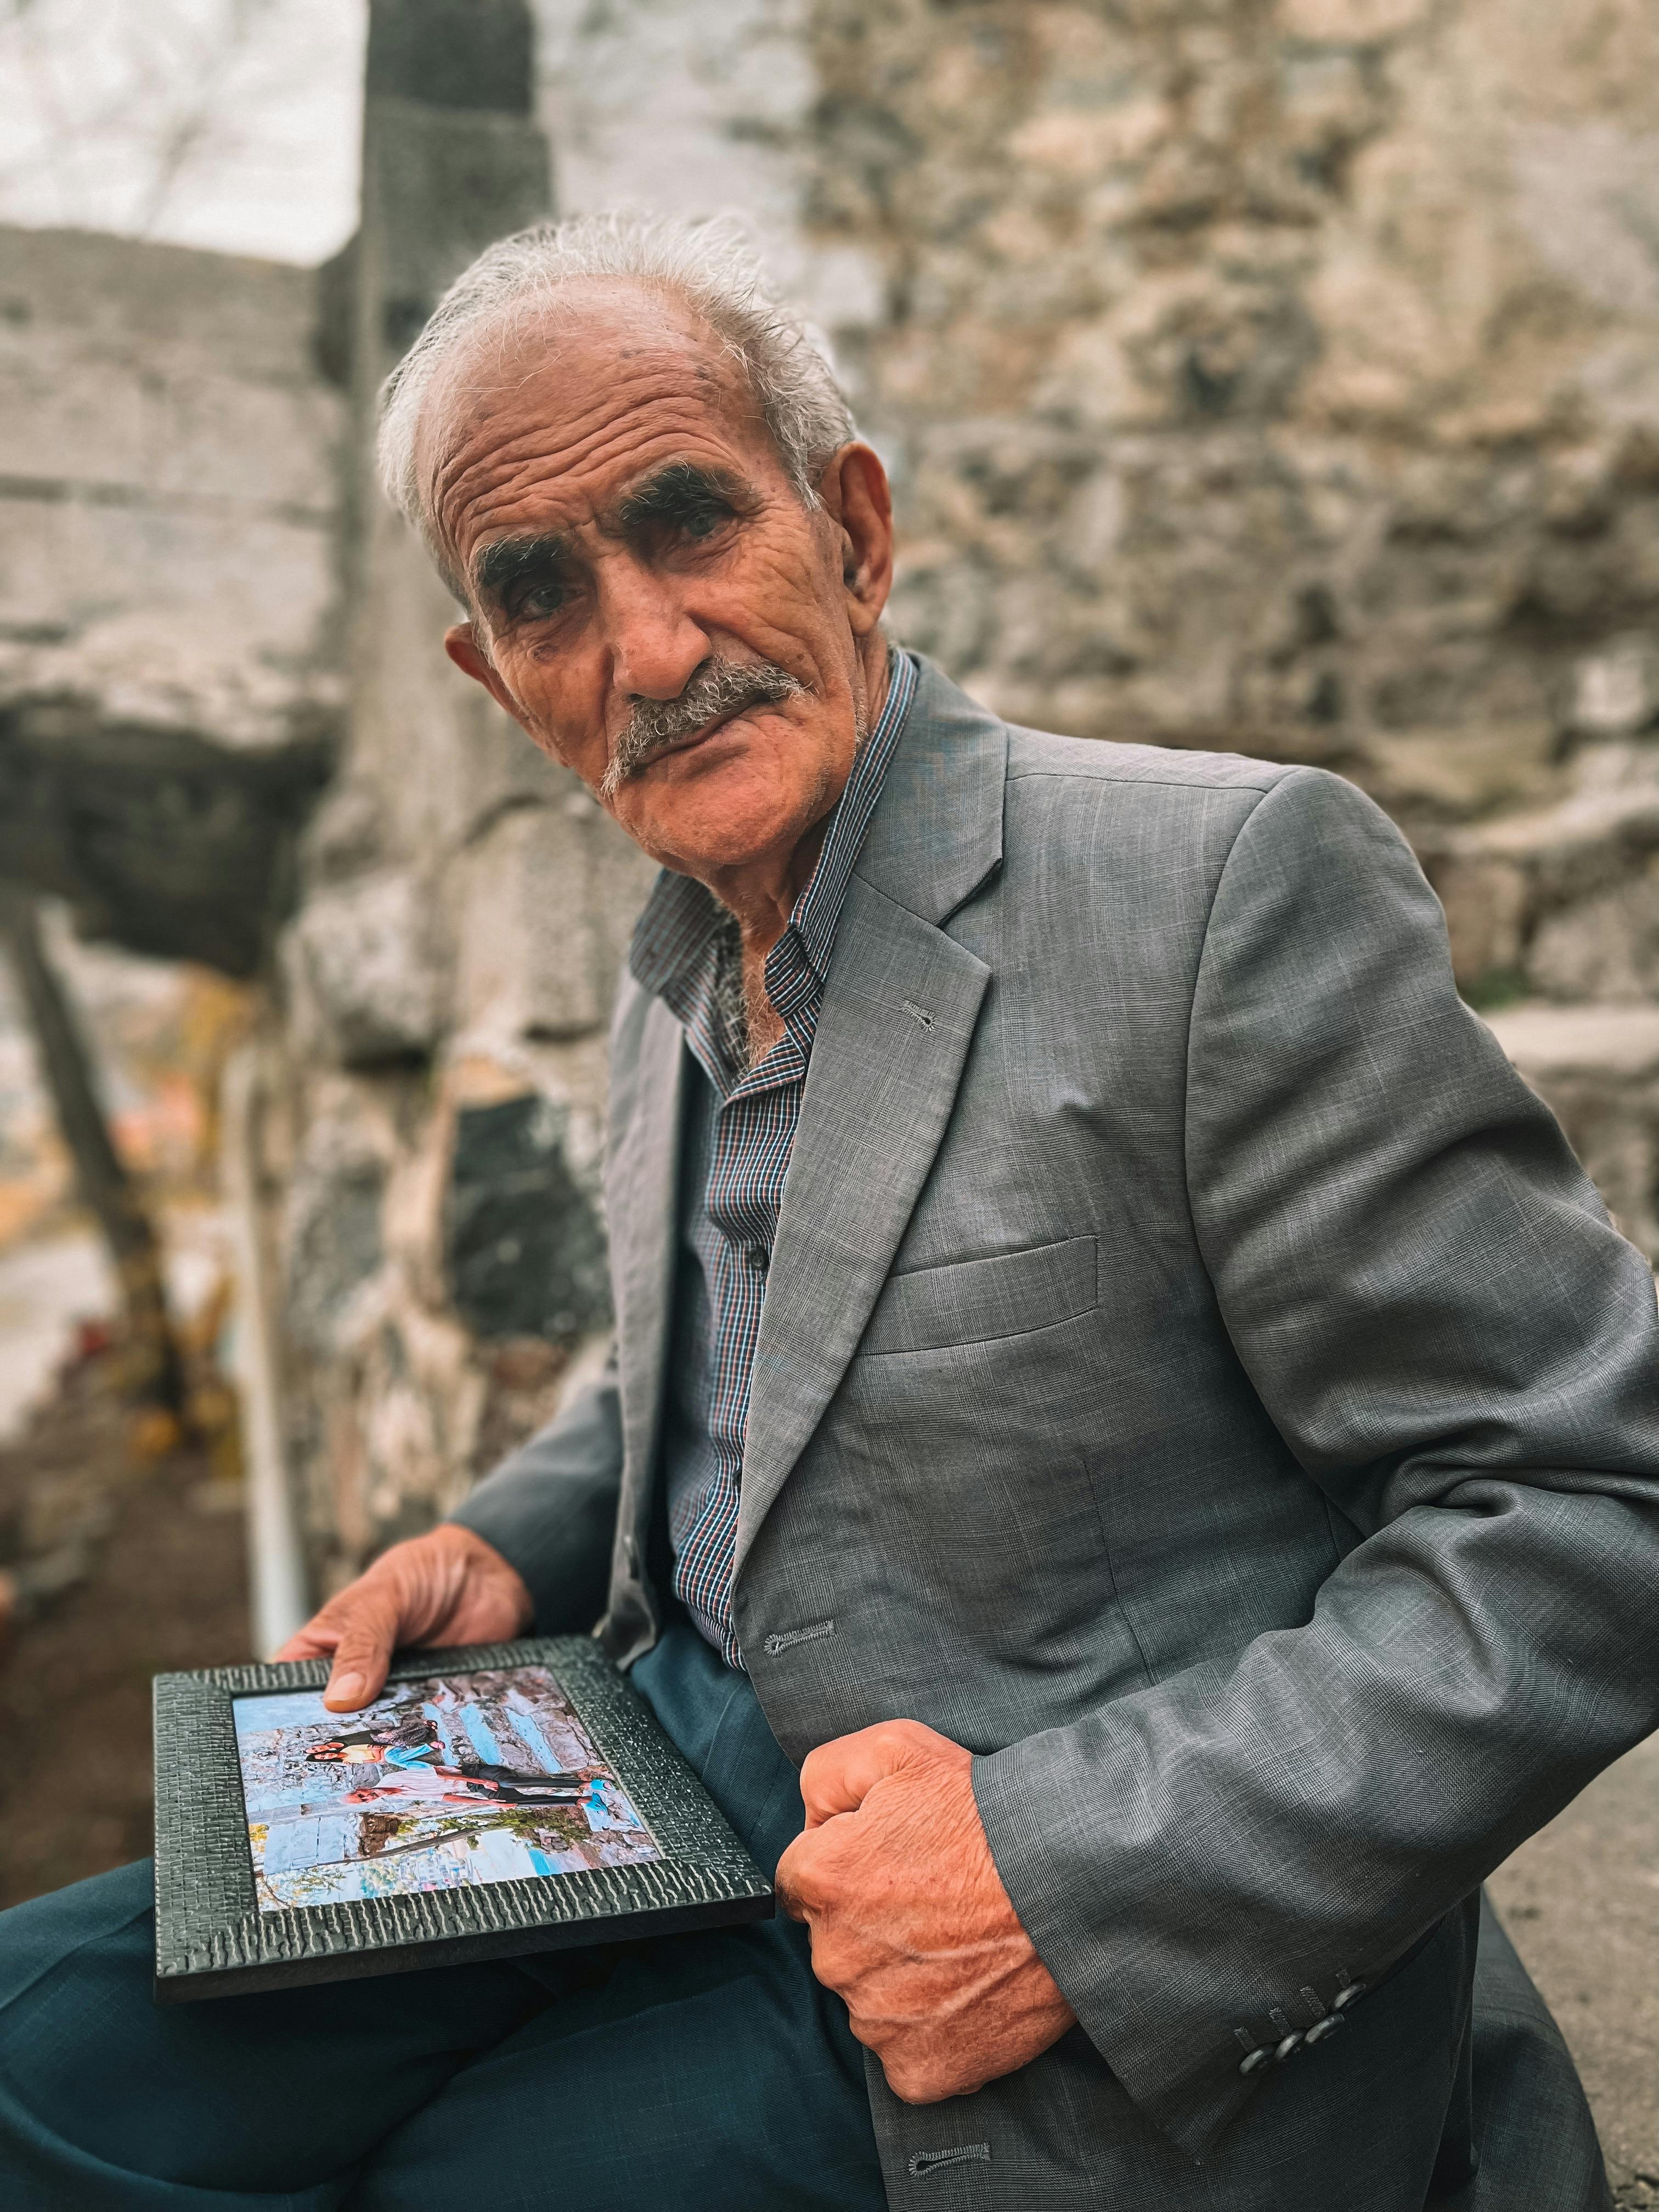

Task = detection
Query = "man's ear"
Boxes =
[818,443,894,639]
[444,622,535,733]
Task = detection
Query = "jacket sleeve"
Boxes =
[971,765,1659,2158]
[448,1355,623,1634]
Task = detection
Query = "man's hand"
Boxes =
[274,1525,533,1711]
[775,1719,1076,2103]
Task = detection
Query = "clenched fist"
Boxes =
[775,1719,1075,2104]
[275,1523,533,1711]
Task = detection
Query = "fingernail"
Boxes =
[325,1673,366,1709]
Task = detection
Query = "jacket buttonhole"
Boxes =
[901,1000,935,1031]
[907,2145,991,2177]
[761,1618,835,1657]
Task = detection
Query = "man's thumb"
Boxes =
[321,1607,398,1711]
[799,1720,932,1827]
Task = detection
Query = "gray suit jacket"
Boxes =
[455,658,1656,2208]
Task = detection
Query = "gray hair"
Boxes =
[376,212,860,597]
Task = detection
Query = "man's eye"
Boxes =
[513,582,566,620]
[678,503,729,541]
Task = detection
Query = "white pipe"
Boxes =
[221,1043,309,1656]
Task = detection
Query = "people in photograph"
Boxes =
[304,1739,449,1778]
[303,1723,595,1802]
[378,1741,443,1773]
[434,1760,595,1796]
[341,1777,490,1812]
[302,1683,462,1765]
[7,211,1657,2211]
[303,1739,409,1767]
[343,1768,587,1812]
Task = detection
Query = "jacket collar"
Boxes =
[605,653,1013,1608]
[851,652,1007,926]
[732,656,1008,1579]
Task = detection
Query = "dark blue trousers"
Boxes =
[0,1627,885,2210]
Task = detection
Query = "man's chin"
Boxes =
[617,757,805,873]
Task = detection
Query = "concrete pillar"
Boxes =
[347,0,553,861]
[260,3,653,1601]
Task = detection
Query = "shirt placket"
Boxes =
[645,651,918,1663]
[673,938,819,1658]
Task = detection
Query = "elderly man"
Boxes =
[3,215,1656,2212]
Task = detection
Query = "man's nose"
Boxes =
[597,554,708,701]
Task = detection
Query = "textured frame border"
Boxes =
[154,1636,772,2003]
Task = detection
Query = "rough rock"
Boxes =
[0,223,343,970]
[1426,742,1659,1001]
[1566,635,1659,743]
[445,1093,610,1346]
[284,868,448,1069]
[1528,864,1659,1006]
[454,795,656,1054]
[279,1100,390,1362]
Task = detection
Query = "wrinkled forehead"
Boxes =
[416,280,773,557]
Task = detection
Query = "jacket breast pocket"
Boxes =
[859,1235,1098,1356]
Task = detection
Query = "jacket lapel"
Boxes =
[735,659,1007,1572]
[607,989,685,1495]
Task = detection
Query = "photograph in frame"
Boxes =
[154,1637,774,2002]
[233,1664,661,1910]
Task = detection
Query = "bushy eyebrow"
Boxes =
[473,531,569,603]
[616,461,748,533]
[470,464,749,608]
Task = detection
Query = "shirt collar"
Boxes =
[629,647,918,1012]
[786,646,916,989]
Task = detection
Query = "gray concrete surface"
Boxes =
[1491,1734,1659,2207]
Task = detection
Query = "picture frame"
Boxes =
[153,1635,774,2003]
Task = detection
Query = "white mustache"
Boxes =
[600,658,805,800]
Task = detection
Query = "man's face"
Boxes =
[427,284,892,887]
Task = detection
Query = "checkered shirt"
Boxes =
[628,651,919,1666]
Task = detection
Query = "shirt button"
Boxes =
[1238,2046,1270,2078]
[1305,2014,1345,2045]
[1333,1983,1367,2012]
[743,1246,769,1271]
[1273,2032,1304,2063]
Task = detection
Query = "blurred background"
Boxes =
[0,0,1654,2192]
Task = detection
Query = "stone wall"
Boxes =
[784,0,1659,1239]
[6,0,1657,1612]
[0,223,344,972]
[250,0,658,1600]
[0,219,343,1417]
[259,0,1659,1602]
[808,0,1659,745]
[527,0,1659,1253]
